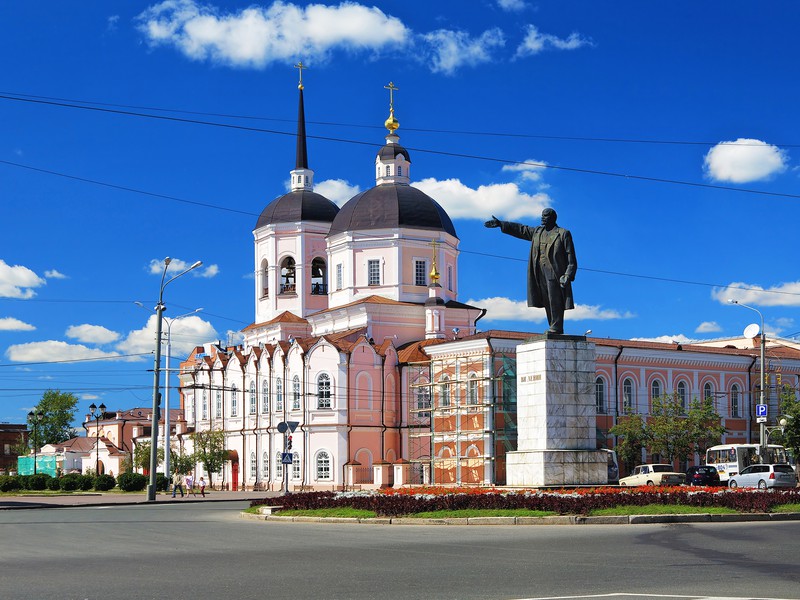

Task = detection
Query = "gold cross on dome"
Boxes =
[384,81,399,110]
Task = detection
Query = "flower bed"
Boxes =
[251,486,800,517]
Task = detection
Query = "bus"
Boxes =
[705,444,789,482]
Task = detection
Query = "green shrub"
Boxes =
[79,474,94,491]
[94,474,116,491]
[59,473,82,491]
[46,477,61,491]
[28,473,51,491]
[117,472,147,492]
[156,472,168,492]
[0,475,21,492]
[17,474,30,490]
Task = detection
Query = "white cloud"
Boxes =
[82,394,101,400]
[5,341,124,363]
[502,159,548,182]
[315,178,360,206]
[0,317,35,331]
[44,269,67,279]
[66,324,121,344]
[713,282,800,307]
[117,314,218,356]
[418,28,504,75]
[137,0,409,68]
[0,259,46,299]
[498,0,526,11]
[414,177,551,221]
[466,296,634,323]
[704,139,787,183]
[148,258,218,278]
[515,24,591,58]
[695,321,722,334]
[632,334,694,344]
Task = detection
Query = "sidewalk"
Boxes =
[0,489,276,510]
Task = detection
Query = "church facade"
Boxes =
[176,82,800,491]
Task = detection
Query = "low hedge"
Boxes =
[0,475,21,492]
[251,487,800,517]
[94,474,116,491]
[118,472,147,492]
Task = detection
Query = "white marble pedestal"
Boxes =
[506,335,607,487]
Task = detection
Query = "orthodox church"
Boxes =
[176,78,800,491]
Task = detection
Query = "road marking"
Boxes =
[513,594,800,600]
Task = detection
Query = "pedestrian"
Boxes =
[171,470,184,498]
[199,476,207,497]
[185,473,196,497]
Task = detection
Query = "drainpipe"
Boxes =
[379,346,387,462]
[344,351,352,490]
[300,350,308,490]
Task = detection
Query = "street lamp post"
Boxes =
[728,299,767,456]
[27,410,43,475]
[88,403,106,474]
[147,257,203,502]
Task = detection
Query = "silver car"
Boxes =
[727,463,798,489]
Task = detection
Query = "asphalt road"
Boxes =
[1,501,799,600]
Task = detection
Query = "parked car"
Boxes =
[685,465,721,486]
[619,464,686,486]
[727,464,798,489]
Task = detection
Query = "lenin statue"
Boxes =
[484,208,577,335]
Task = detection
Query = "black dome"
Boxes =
[378,142,411,162]
[328,184,457,237]
[255,190,339,229]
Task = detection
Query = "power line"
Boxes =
[0,353,152,368]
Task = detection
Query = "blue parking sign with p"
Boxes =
[756,404,768,417]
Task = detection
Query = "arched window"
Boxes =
[275,378,283,411]
[292,375,301,410]
[250,452,257,478]
[215,388,222,417]
[397,165,402,177]
[730,384,741,417]
[280,257,296,294]
[311,257,327,295]
[467,374,479,406]
[249,381,257,414]
[261,380,269,413]
[677,381,688,413]
[292,452,301,479]
[275,452,283,480]
[704,382,714,401]
[202,389,208,420]
[595,377,605,414]
[231,384,238,417]
[416,379,430,418]
[440,375,451,408]
[317,373,332,409]
[651,379,662,401]
[262,451,269,478]
[260,259,269,298]
[622,378,634,414]
[316,451,331,480]
[385,165,390,176]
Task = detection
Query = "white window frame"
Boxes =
[275,452,283,479]
[202,389,208,420]
[250,452,257,478]
[292,375,301,410]
[336,263,343,291]
[367,259,380,286]
[292,452,301,479]
[595,377,605,414]
[275,378,283,411]
[316,450,332,481]
[231,384,238,417]
[261,380,269,413]
[249,381,257,415]
[317,373,332,409]
[262,451,269,478]
[414,259,427,287]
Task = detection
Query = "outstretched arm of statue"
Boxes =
[484,215,501,228]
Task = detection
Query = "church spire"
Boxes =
[290,62,313,191]
[375,81,410,186]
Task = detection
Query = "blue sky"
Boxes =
[2,1,800,425]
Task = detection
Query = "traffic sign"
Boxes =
[281,452,293,464]
[756,404,768,418]
[277,422,288,433]
[757,416,767,424]
[287,421,299,433]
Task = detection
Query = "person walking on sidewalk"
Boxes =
[185,473,197,497]
[199,476,207,498]
[171,470,184,498]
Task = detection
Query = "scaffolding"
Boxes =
[406,349,517,486]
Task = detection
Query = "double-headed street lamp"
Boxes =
[88,403,106,474]
[27,410,43,474]
[147,257,203,502]
[728,299,767,456]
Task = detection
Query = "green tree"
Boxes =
[686,395,726,459]
[191,430,227,486]
[170,446,195,475]
[648,393,692,463]
[31,390,79,447]
[609,413,649,473]
[132,441,164,472]
[778,384,800,460]
[11,433,29,457]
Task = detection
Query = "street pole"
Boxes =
[728,299,767,457]
[147,257,202,502]
[27,411,42,475]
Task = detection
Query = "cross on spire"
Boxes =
[294,61,307,90]
[384,81,399,111]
